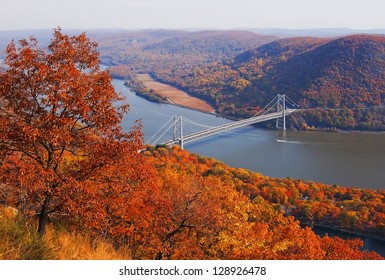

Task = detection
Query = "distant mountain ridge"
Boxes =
[142,30,276,59]
[238,28,385,37]
[138,33,385,130]
[92,29,278,67]
[231,34,385,106]
[223,34,385,130]
[1,29,385,130]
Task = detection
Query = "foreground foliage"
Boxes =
[1,145,383,259]
[1,31,383,260]
[140,145,383,260]
[0,29,150,237]
[0,212,128,260]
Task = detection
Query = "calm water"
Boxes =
[114,79,385,190]
[2,56,384,255]
[114,79,385,257]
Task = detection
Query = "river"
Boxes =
[2,55,385,256]
[113,78,385,257]
[114,79,385,190]
[2,59,382,190]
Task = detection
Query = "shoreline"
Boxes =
[135,73,215,114]
[300,222,385,242]
[121,76,385,134]
[133,88,385,134]
[129,83,220,117]
[300,222,385,257]
[298,221,385,257]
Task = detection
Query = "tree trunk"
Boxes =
[37,195,50,236]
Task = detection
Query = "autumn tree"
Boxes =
[0,29,150,236]
[137,145,381,260]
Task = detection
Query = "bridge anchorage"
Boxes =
[146,94,299,149]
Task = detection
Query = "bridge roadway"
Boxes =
[162,109,297,146]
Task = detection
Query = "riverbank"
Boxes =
[119,71,385,134]
[135,74,215,114]
[310,223,385,257]
[300,221,385,242]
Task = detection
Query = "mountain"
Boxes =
[231,35,385,130]
[235,34,385,106]
[150,34,385,130]
[142,30,277,60]
[243,28,385,38]
[231,37,331,81]
[92,29,277,67]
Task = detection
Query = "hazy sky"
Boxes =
[2,0,385,31]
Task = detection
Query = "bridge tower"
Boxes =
[149,94,298,147]
[172,116,184,149]
[275,94,287,131]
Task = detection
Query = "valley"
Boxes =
[1,28,385,260]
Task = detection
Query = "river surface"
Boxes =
[2,55,385,256]
[114,78,385,257]
[114,79,385,190]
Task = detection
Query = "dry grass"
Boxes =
[0,212,130,260]
[136,74,214,113]
[0,215,52,260]
[46,228,130,260]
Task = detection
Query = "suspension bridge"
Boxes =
[146,94,299,149]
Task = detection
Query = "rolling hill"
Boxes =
[93,29,277,69]
[227,34,385,130]
[2,29,384,130]
[159,34,385,130]
[142,30,277,60]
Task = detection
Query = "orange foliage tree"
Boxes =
[142,146,383,260]
[0,29,153,236]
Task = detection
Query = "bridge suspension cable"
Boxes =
[254,95,280,116]
[182,117,215,129]
[254,94,298,117]
[147,94,299,148]
[145,115,176,145]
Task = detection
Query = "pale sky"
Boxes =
[1,0,385,31]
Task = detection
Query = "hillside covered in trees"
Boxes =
[99,31,385,131]
[93,29,277,67]
[227,35,385,130]
[1,30,384,260]
[2,144,384,260]
[3,29,384,130]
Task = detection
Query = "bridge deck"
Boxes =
[162,109,297,146]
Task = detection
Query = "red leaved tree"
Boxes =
[0,29,154,237]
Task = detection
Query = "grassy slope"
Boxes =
[0,212,128,260]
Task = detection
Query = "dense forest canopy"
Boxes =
[94,30,385,131]
[4,30,384,131]
[1,30,384,260]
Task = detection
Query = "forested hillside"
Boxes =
[94,29,276,70]
[140,145,385,259]
[101,31,385,131]
[229,35,385,130]
[150,34,385,130]
[1,30,384,260]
